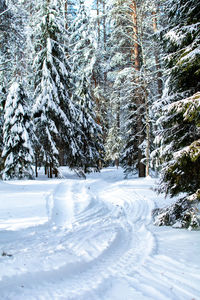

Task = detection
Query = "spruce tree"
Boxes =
[107,0,132,170]
[154,0,200,228]
[108,0,147,176]
[105,113,122,168]
[76,75,104,172]
[2,81,34,180]
[121,71,142,176]
[0,0,29,86]
[32,0,81,177]
[69,1,104,172]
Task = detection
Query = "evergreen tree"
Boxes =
[107,0,147,176]
[154,0,200,228]
[76,75,104,172]
[69,1,104,172]
[158,93,200,197]
[0,0,13,84]
[163,0,200,99]
[1,81,34,180]
[0,0,29,85]
[105,111,122,168]
[69,0,96,86]
[107,0,132,170]
[32,0,81,177]
[121,70,142,176]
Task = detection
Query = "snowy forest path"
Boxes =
[0,169,200,299]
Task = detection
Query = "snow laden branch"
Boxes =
[0,8,10,16]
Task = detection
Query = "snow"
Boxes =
[0,167,200,300]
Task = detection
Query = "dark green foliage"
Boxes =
[157,0,200,195]
[76,76,104,173]
[163,0,200,98]
[155,0,200,228]
[164,153,200,196]
[69,2,105,172]
[153,190,200,229]
[158,93,200,198]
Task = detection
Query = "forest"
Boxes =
[0,0,200,228]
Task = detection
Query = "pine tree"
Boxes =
[76,75,104,172]
[1,81,34,180]
[153,0,200,228]
[69,1,104,172]
[69,0,96,85]
[0,0,29,85]
[86,0,110,139]
[121,70,142,176]
[107,0,132,170]
[0,0,13,83]
[105,112,122,168]
[32,0,81,177]
[159,93,200,197]
[107,0,147,176]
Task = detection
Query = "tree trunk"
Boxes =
[45,165,47,176]
[50,163,53,178]
[145,89,150,177]
[54,168,58,178]
[35,155,38,178]
[92,73,101,125]
[138,149,145,177]
[96,0,100,44]
[131,1,140,72]
[131,0,146,177]
[65,0,68,30]
[47,166,50,178]
[152,11,163,98]
[115,158,119,169]
[102,0,107,84]
[140,44,150,177]
[102,0,106,50]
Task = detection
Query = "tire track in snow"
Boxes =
[0,175,199,300]
[0,179,155,299]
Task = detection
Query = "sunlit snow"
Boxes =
[0,167,199,299]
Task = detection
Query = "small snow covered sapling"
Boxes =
[2,81,34,180]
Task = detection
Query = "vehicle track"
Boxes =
[0,174,199,300]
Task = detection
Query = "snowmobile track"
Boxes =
[0,170,199,300]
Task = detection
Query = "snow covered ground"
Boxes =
[0,167,199,300]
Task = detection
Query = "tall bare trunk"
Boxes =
[92,73,101,126]
[115,98,120,169]
[144,87,150,177]
[131,0,145,177]
[65,0,68,30]
[97,0,100,44]
[102,0,106,50]
[50,163,53,178]
[152,11,163,98]
[35,155,38,178]
[102,0,107,83]
[140,41,150,177]
[131,1,140,72]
